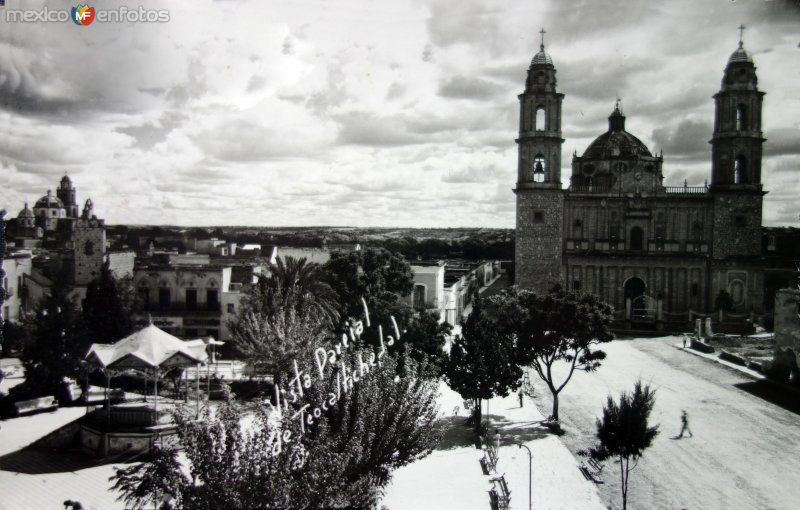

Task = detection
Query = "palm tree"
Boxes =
[265,256,340,326]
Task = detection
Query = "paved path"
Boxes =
[382,383,605,510]
[531,336,800,510]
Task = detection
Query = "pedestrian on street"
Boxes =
[682,335,687,349]
[677,409,693,438]
[518,389,524,408]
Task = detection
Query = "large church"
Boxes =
[514,33,769,329]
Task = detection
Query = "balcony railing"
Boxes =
[142,303,222,315]
[664,186,708,194]
[568,185,612,194]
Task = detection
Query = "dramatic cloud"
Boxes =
[0,0,798,227]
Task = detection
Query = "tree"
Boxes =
[444,294,522,432]
[17,279,86,401]
[111,348,443,508]
[591,381,660,510]
[231,288,327,381]
[82,259,139,344]
[260,256,340,327]
[228,256,338,377]
[491,287,614,422]
[390,310,452,371]
[323,247,414,329]
[110,447,188,510]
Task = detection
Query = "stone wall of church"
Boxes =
[565,256,709,314]
[712,192,763,259]
[515,190,563,293]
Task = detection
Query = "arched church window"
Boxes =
[573,219,583,239]
[736,104,747,131]
[582,164,595,176]
[735,156,747,184]
[630,226,644,251]
[533,154,546,183]
[535,105,545,131]
[691,222,703,241]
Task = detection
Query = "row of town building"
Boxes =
[2,179,500,353]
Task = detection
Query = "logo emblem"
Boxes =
[71,5,95,25]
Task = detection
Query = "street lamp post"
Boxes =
[516,443,532,510]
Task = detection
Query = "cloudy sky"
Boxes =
[1,0,798,227]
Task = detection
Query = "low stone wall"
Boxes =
[81,423,179,457]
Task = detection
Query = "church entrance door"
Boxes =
[624,277,655,323]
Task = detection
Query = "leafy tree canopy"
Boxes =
[490,287,614,422]
[444,294,522,431]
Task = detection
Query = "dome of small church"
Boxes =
[582,104,652,159]
[17,203,33,218]
[34,190,64,209]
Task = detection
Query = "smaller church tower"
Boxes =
[514,30,565,292]
[710,27,765,260]
[57,174,80,219]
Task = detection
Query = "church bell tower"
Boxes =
[710,26,766,259]
[514,30,565,292]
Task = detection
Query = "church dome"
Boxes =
[34,190,64,209]
[582,104,652,159]
[60,174,72,186]
[17,203,33,218]
[728,42,753,64]
[531,45,553,66]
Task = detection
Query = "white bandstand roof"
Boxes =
[85,324,211,370]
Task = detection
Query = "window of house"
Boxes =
[137,286,150,307]
[227,303,235,314]
[207,290,219,310]
[186,289,197,310]
[413,285,426,308]
[158,288,171,310]
[532,210,544,223]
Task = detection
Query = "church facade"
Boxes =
[515,37,768,329]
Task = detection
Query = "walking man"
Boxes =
[518,389,524,408]
[682,335,687,349]
[677,410,693,438]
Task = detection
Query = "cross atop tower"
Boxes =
[738,24,746,48]
[539,28,546,50]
